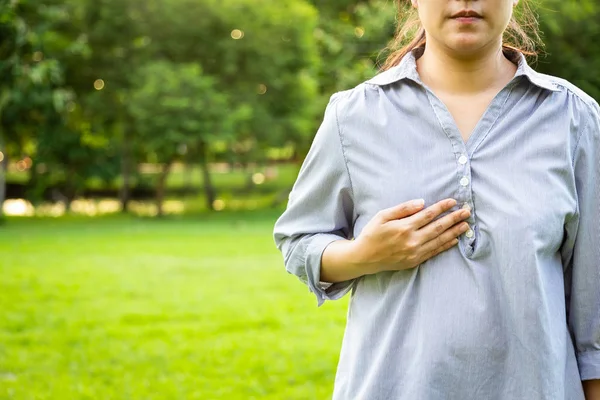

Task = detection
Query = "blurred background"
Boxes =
[0,0,598,398]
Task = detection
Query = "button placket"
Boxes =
[423,89,482,256]
[455,153,476,249]
[423,83,515,258]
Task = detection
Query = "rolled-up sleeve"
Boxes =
[562,99,600,381]
[273,92,356,306]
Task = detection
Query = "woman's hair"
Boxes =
[380,0,542,71]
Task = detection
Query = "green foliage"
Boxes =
[309,0,396,93]
[128,62,230,163]
[0,0,115,205]
[537,0,600,100]
[140,0,322,155]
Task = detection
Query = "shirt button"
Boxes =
[460,177,470,187]
[465,229,475,238]
[462,202,471,210]
[458,155,468,165]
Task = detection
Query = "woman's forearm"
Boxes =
[320,240,375,283]
[584,380,600,400]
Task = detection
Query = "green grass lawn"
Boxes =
[0,212,349,399]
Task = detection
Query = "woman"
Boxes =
[273,0,600,398]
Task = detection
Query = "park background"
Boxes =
[1,0,599,398]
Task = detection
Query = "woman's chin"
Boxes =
[445,37,492,57]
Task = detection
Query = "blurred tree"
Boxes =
[537,0,600,100]
[61,0,147,212]
[127,62,230,214]
[139,0,321,168]
[0,1,69,212]
[0,0,19,220]
[0,0,113,211]
[308,0,395,90]
[46,0,322,211]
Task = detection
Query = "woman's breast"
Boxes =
[471,146,577,258]
[344,126,462,236]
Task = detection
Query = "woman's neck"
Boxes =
[416,40,518,95]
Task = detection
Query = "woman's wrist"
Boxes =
[321,239,378,283]
[346,239,382,275]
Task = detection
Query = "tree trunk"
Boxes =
[119,127,132,213]
[28,158,39,204]
[199,141,216,211]
[156,161,172,217]
[184,161,194,192]
[0,129,6,222]
[64,169,75,212]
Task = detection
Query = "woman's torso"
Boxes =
[330,54,592,399]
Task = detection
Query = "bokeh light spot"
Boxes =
[231,29,244,40]
[252,173,265,185]
[3,199,34,217]
[213,199,226,211]
[94,79,105,90]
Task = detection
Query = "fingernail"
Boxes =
[413,199,425,207]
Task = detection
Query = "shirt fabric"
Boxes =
[273,48,600,400]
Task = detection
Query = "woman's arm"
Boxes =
[273,92,357,306]
[560,100,600,385]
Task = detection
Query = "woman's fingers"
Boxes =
[418,237,460,265]
[378,199,426,222]
[363,197,471,272]
[406,198,457,229]
[418,208,471,243]
[418,221,469,257]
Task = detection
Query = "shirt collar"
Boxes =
[366,48,560,92]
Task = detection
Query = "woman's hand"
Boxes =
[320,198,470,283]
[353,198,470,274]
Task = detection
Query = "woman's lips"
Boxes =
[452,16,481,24]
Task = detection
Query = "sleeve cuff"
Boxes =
[305,233,356,307]
[578,350,600,380]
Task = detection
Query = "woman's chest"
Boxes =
[342,117,577,256]
[436,91,499,143]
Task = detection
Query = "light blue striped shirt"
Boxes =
[273,49,600,399]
